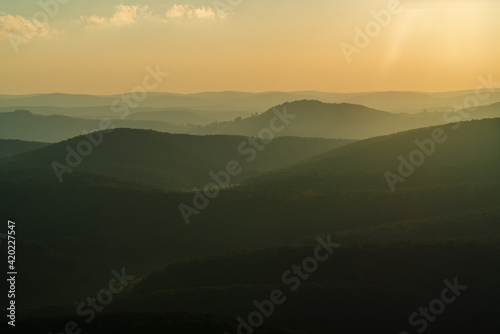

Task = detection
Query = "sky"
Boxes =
[0,0,499,95]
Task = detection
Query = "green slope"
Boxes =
[0,139,49,159]
[245,118,500,191]
[19,239,500,334]
[0,128,353,189]
[0,109,187,142]
[2,313,302,334]
[2,180,499,308]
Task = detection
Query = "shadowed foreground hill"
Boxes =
[0,129,353,189]
[3,179,499,310]
[18,239,500,334]
[116,240,500,333]
[2,313,302,334]
[0,139,49,159]
[3,109,500,334]
[245,118,500,191]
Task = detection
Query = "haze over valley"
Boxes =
[1,0,499,333]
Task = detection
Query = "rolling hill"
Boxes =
[0,139,49,159]
[3,99,499,144]
[4,176,500,311]
[0,105,255,124]
[3,313,302,334]
[0,109,187,142]
[244,117,500,191]
[191,100,447,139]
[127,108,213,125]
[103,239,500,333]
[0,129,353,189]
[3,102,500,334]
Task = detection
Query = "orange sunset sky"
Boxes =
[0,0,499,94]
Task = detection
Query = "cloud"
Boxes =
[0,12,52,40]
[165,4,226,20]
[80,5,151,28]
[78,4,227,29]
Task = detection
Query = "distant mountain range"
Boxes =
[192,100,436,139]
[2,101,499,142]
[0,109,185,142]
[0,106,254,124]
[127,108,213,125]
[193,100,500,139]
[1,89,499,115]
[339,90,500,113]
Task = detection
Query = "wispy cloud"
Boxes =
[80,5,152,28]
[0,12,52,39]
[79,4,225,29]
[165,4,225,20]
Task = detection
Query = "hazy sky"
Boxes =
[0,0,499,94]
